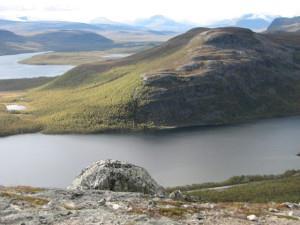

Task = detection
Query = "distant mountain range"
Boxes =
[267,16,300,32]
[0,14,280,37]
[0,18,176,43]
[0,29,114,55]
[132,15,196,32]
[0,14,299,56]
[209,14,275,31]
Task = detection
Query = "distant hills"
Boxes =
[0,14,281,44]
[209,14,275,31]
[0,30,36,55]
[132,15,196,32]
[1,15,300,56]
[0,19,100,33]
[267,16,300,32]
[0,18,177,43]
[29,30,114,51]
[0,29,114,55]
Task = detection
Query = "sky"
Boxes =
[0,0,299,25]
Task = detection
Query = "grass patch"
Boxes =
[0,113,42,136]
[0,186,45,194]
[188,175,300,203]
[158,207,187,218]
[167,170,300,192]
[158,200,184,207]
[277,215,300,221]
[0,191,49,207]
[0,77,55,92]
[0,103,6,112]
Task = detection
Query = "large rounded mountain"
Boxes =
[7,27,300,134]
[29,30,114,51]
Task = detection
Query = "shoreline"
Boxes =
[1,113,300,138]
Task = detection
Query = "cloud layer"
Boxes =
[0,0,299,24]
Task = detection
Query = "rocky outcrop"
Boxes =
[1,162,300,225]
[68,159,164,195]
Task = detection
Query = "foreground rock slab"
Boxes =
[68,159,165,195]
[0,187,300,225]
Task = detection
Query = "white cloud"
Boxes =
[0,0,299,24]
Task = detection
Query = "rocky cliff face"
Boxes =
[135,28,300,128]
[68,159,164,195]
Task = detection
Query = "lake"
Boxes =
[0,52,74,79]
[0,116,299,188]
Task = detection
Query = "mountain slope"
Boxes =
[0,19,176,42]
[136,28,300,126]
[44,28,209,89]
[267,16,300,32]
[3,27,300,134]
[0,29,39,55]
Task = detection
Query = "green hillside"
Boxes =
[1,27,300,135]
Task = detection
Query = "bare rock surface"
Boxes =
[0,187,300,225]
[1,161,299,224]
[68,159,165,195]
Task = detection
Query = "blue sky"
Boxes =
[0,0,299,24]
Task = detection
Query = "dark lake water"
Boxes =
[0,116,299,188]
[0,52,74,79]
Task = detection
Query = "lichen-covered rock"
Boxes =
[169,190,185,201]
[1,187,299,225]
[68,159,164,195]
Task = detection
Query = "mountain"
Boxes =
[235,14,274,31]
[133,15,196,32]
[0,29,39,55]
[267,16,300,32]
[0,29,24,42]
[0,29,114,55]
[29,30,114,51]
[4,27,300,135]
[210,14,275,31]
[0,18,176,42]
[0,19,100,33]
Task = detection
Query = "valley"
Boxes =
[0,6,300,224]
